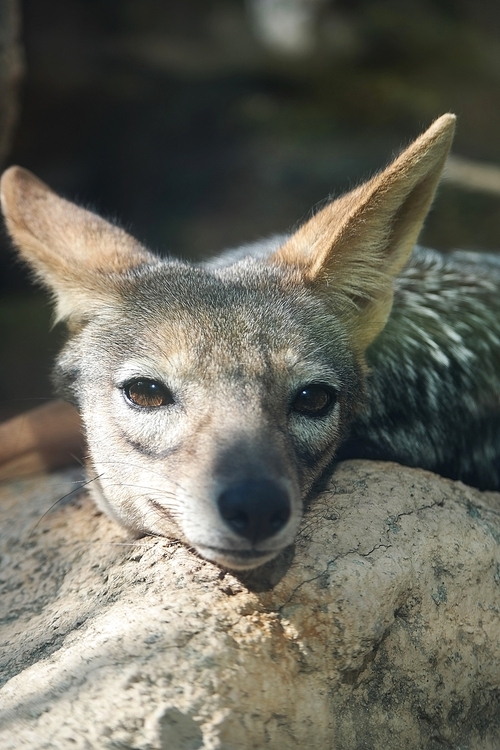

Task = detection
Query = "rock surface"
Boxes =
[1,460,500,750]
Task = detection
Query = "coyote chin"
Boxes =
[3,114,500,570]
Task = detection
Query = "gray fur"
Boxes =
[53,257,364,568]
[49,239,500,577]
[6,117,497,570]
[339,245,500,490]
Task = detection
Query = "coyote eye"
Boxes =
[124,379,173,408]
[291,384,336,417]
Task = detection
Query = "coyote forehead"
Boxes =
[112,263,353,377]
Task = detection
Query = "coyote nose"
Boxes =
[218,479,291,544]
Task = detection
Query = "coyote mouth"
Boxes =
[195,544,280,570]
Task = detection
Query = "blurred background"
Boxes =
[2,0,500,420]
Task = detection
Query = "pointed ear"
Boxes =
[270,114,456,351]
[1,167,156,322]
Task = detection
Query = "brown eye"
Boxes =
[292,384,336,417]
[124,379,173,408]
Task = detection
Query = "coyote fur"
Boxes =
[2,114,500,570]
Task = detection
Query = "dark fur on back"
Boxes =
[339,247,500,490]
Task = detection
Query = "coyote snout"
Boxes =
[196,476,294,569]
[194,434,299,568]
[217,479,291,544]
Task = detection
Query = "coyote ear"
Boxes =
[1,167,156,322]
[271,114,456,351]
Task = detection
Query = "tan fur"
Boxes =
[0,166,156,322]
[272,113,456,350]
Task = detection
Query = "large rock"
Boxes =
[1,460,499,749]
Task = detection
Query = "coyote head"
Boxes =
[1,115,454,569]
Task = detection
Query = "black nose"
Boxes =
[217,479,291,544]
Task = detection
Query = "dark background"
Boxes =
[2,0,500,419]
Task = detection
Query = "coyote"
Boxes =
[2,114,499,570]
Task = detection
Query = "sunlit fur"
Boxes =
[4,114,496,572]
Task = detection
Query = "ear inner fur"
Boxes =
[0,166,156,321]
[270,114,456,352]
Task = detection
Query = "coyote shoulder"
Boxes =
[2,113,500,570]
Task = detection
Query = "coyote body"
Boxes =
[342,245,500,491]
[3,113,499,570]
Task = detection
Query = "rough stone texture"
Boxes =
[0,460,499,749]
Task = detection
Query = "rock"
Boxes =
[0,460,499,749]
